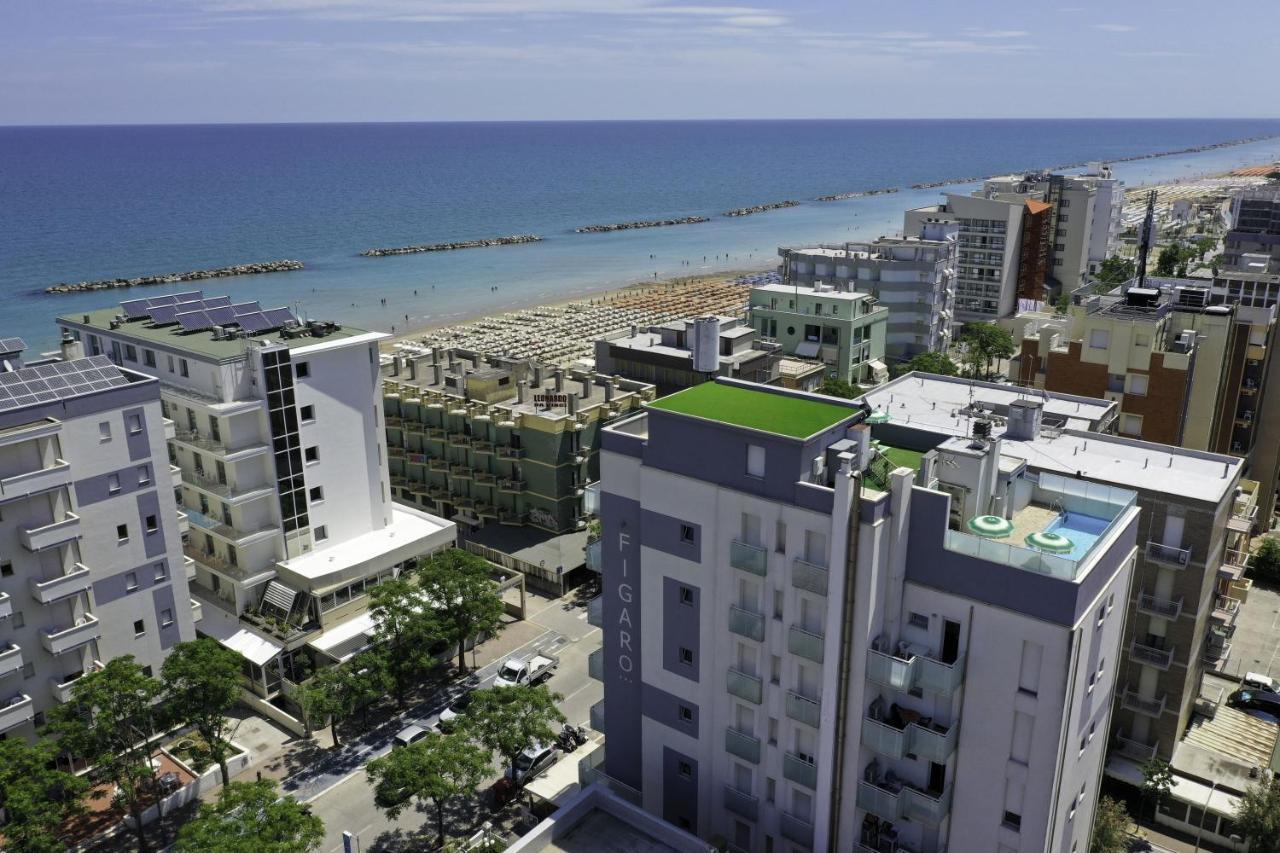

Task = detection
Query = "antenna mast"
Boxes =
[1134,189,1158,291]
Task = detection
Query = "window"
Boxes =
[133,619,146,636]
[116,524,129,541]
[141,666,153,678]
[146,514,158,533]
[179,358,189,377]
[1135,333,1150,347]
[315,525,328,541]
[1003,811,1022,830]
[1127,373,1149,396]
[679,647,694,666]
[98,421,112,442]
[167,355,175,373]
[300,404,315,421]
[1120,413,1143,436]
[679,523,694,544]
[677,760,692,779]
[22,662,35,679]
[1089,329,1110,350]
[679,585,694,606]
[107,473,121,495]
[678,704,693,723]
[295,362,310,379]
[137,465,151,486]
[1058,214,1069,222]
[0,561,11,578]
[161,608,174,627]
[154,562,168,581]
[746,444,766,478]
[125,571,139,591]
[1059,199,1070,208]
[304,446,319,463]
[124,344,137,363]
[309,486,324,502]
[144,349,156,367]
[908,611,929,629]
[128,413,142,434]
[775,519,786,554]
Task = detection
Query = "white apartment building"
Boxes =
[1084,163,1125,274]
[985,173,1101,296]
[0,337,195,740]
[778,224,958,364]
[594,375,1244,853]
[57,295,454,716]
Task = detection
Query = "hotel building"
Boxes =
[0,337,195,740]
[746,285,889,386]
[57,295,454,717]
[591,376,1237,852]
[594,317,784,396]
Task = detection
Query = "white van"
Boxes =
[1243,672,1279,694]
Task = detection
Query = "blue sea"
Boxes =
[4,119,1280,350]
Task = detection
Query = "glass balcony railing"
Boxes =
[902,784,953,825]
[867,646,966,697]
[856,781,902,822]
[788,625,825,663]
[860,716,908,760]
[587,648,603,682]
[783,752,818,789]
[723,785,758,821]
[786,691,821,727]
[729,606,766,642]
[861,714,957,763]
[727,668,763,705]
[779,813,815,848]
[791,558,829,595]
[724,727,761,764]
[730,540,767,576]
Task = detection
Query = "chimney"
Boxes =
[517,380,527,404]
[533,365,544,388]
[447,349,456,369]
[568,393,579,415]
[581,377,593,398]
[431,347,440,365]
[554,369,564,392]
[431,363,443,386]
[392,355,404,376]
[1006,399,1043,441]
[604,380,615,403]
[59,334,84,363]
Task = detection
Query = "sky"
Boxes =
[1,0,1277,125]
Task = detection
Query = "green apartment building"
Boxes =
[381,348,654,535]
[748,282,889,385]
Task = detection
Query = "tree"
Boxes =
[461,685,565,778]
[959,323,1015,380]
[1250,535,1280,585]
[160,638,243,786]
[1234,775,1280,853]
[1089,795,1131,853]
[174,780,323,853]
[817,376,861,399]
[367,731,490,847]
[368,575,444,707]
[0,738,88,853]
[298,658,386,747]
[899,351,959,378]
[1053,293,1071,314]
[52,656,162,852]
[1096,255,1136,286]
[416,549,507,674]
[1140,756,1174,821]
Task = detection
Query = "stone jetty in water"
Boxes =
[576,217,709,233]
[45,260,304,294]
[361,235,543,257]
[722,200,801,217]
[815,187,899,202]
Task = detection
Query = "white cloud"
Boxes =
[722,14,786,27]
[1092,23,1137,32]
[962,27,1030,39]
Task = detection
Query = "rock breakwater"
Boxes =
[576,217,709,233]
[815,187,899,202]
[723,200,801,217]
[45,260,303,294]
[361,235,542,257]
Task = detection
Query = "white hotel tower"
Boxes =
[595,377,1242,853]
[58,295,454,714]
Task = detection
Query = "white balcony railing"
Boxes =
[20,512,81,552]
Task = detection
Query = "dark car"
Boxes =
[1228,689,1280,724]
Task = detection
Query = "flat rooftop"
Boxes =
[543,810,679,853]
[862,373,1242,503]
[60,304,374,362]
[750,282,873,301]
[647,381,857,440]
[276,504,455,585]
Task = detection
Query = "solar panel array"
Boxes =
[0,337,27,355]
[0,355,130,412]
[124,293,298,336]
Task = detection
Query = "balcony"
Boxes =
[723,785,758,821]
[28,563,93,604]
[780,813,815,849]
[496,445,525,459]
[173,430,269,460]
[1114,732,1157,763]
[20,512,81,552]
[1130,639,1174,670]
[0,591,12,620]
[447,432,473,447]
[862,711,957,763]
[185,508,278,546]
[41,615,101,655]
[786,691,821,727]
[726,668,763,704]
[186,471,273,503]
[867,644,966,697]
[497,478,526,493]
[1145,540,1191,569]
[857,781,902,822]
[729,540,767,576]
[729,605,766,642]
[0,643,22,679]
[902,785,953,825]
[791,558,828,595]
[1212,594,1241,623]
[191,598,203,623]
[783,752,818,789]
[725,727,761,764]
[50,667,98,703]
[788,626,825,663]
[585,539,601,573]
[0,458,71,502]
[589,700,605,734]
[910,722,958,764]
[1137,592,1183,621]
[588,648,603,682]
[1121,688,1166,718]
[861,716,908,760]
[587,595,602,628]
[183,556,196,581]
[0,693,34,733]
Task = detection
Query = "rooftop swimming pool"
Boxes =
[1042,512,1111,562]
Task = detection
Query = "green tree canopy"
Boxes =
[367,731,491,846]
[462,685,565,777]
[817,377,861,399]
[898,351,959,378]
[1250,536,1280,584]
[299,656,387,748]
[1235,776,1280,853]
[367,575,444,706]
[1089,795,1131,853]
[161,638,243,785]
[1140,757,1174,821]
[0,738,88,853]
[959,323,1015,380]
[415,549,507,674]
[174,780,323,853]
[1096,255,1136,286]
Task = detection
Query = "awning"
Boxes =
[794,341,821,358]
[308,612,377,662]
[197,604,284,666]
[1105,755,1242,817]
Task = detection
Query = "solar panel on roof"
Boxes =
[236,312,272,333]
[206,306,237,325]
[145,295,178,308]
[262,307,298,328]
[121,299,151,319]
[171,290,203,303]
[232,302,261,316]
[177,310,214,332]
[174,300,204,315]
[147,305,180,325]
[203,296,232,308]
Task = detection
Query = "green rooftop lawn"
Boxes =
[646,382,856,439]
[880,445,923,472]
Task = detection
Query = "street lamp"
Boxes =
[1193,780,1217,853]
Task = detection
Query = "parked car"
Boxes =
[1243,672,1280,695]
[437,691,474,731]
[494,653,559,689]
[507,741,558,786]
[1227,689,1280,724]
[393,724,430,749]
